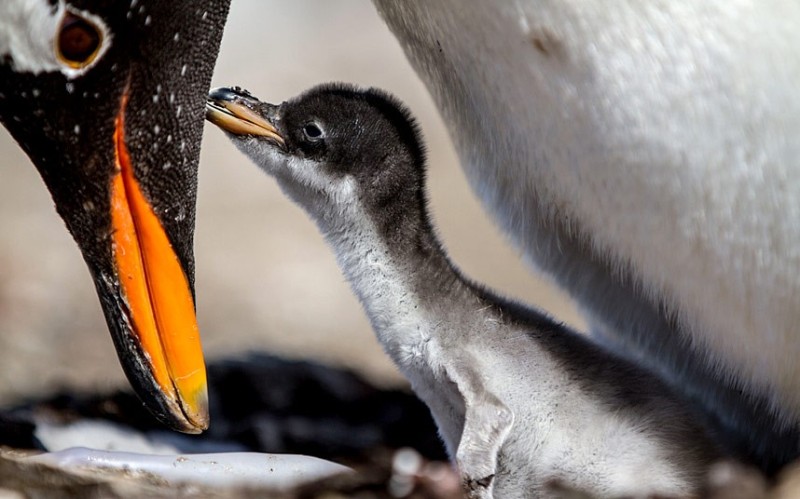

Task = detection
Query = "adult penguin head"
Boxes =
[0,0,231,433]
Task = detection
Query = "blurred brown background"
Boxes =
[0,0,583,404]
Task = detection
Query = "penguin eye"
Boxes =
[302,123,324,141]
[56,12,103,69]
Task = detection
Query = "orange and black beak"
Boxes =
[0,0,230,433]
[105,90,208,432]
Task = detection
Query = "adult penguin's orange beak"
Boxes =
[0,0,231,433]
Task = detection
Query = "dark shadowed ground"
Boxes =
[0,355,454,496]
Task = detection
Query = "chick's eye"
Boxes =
[303,123,324,141]
[56,12,103,69]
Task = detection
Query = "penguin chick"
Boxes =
[206,84,724,498]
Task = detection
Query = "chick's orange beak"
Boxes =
[110,92,208,433]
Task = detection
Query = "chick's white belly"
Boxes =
[405,336,691,497]
[476,343,689,497]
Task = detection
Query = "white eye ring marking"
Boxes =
[54,6,112,77]
[303,122,324,141]
[55,7,107,71]
[0,0,112,79]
